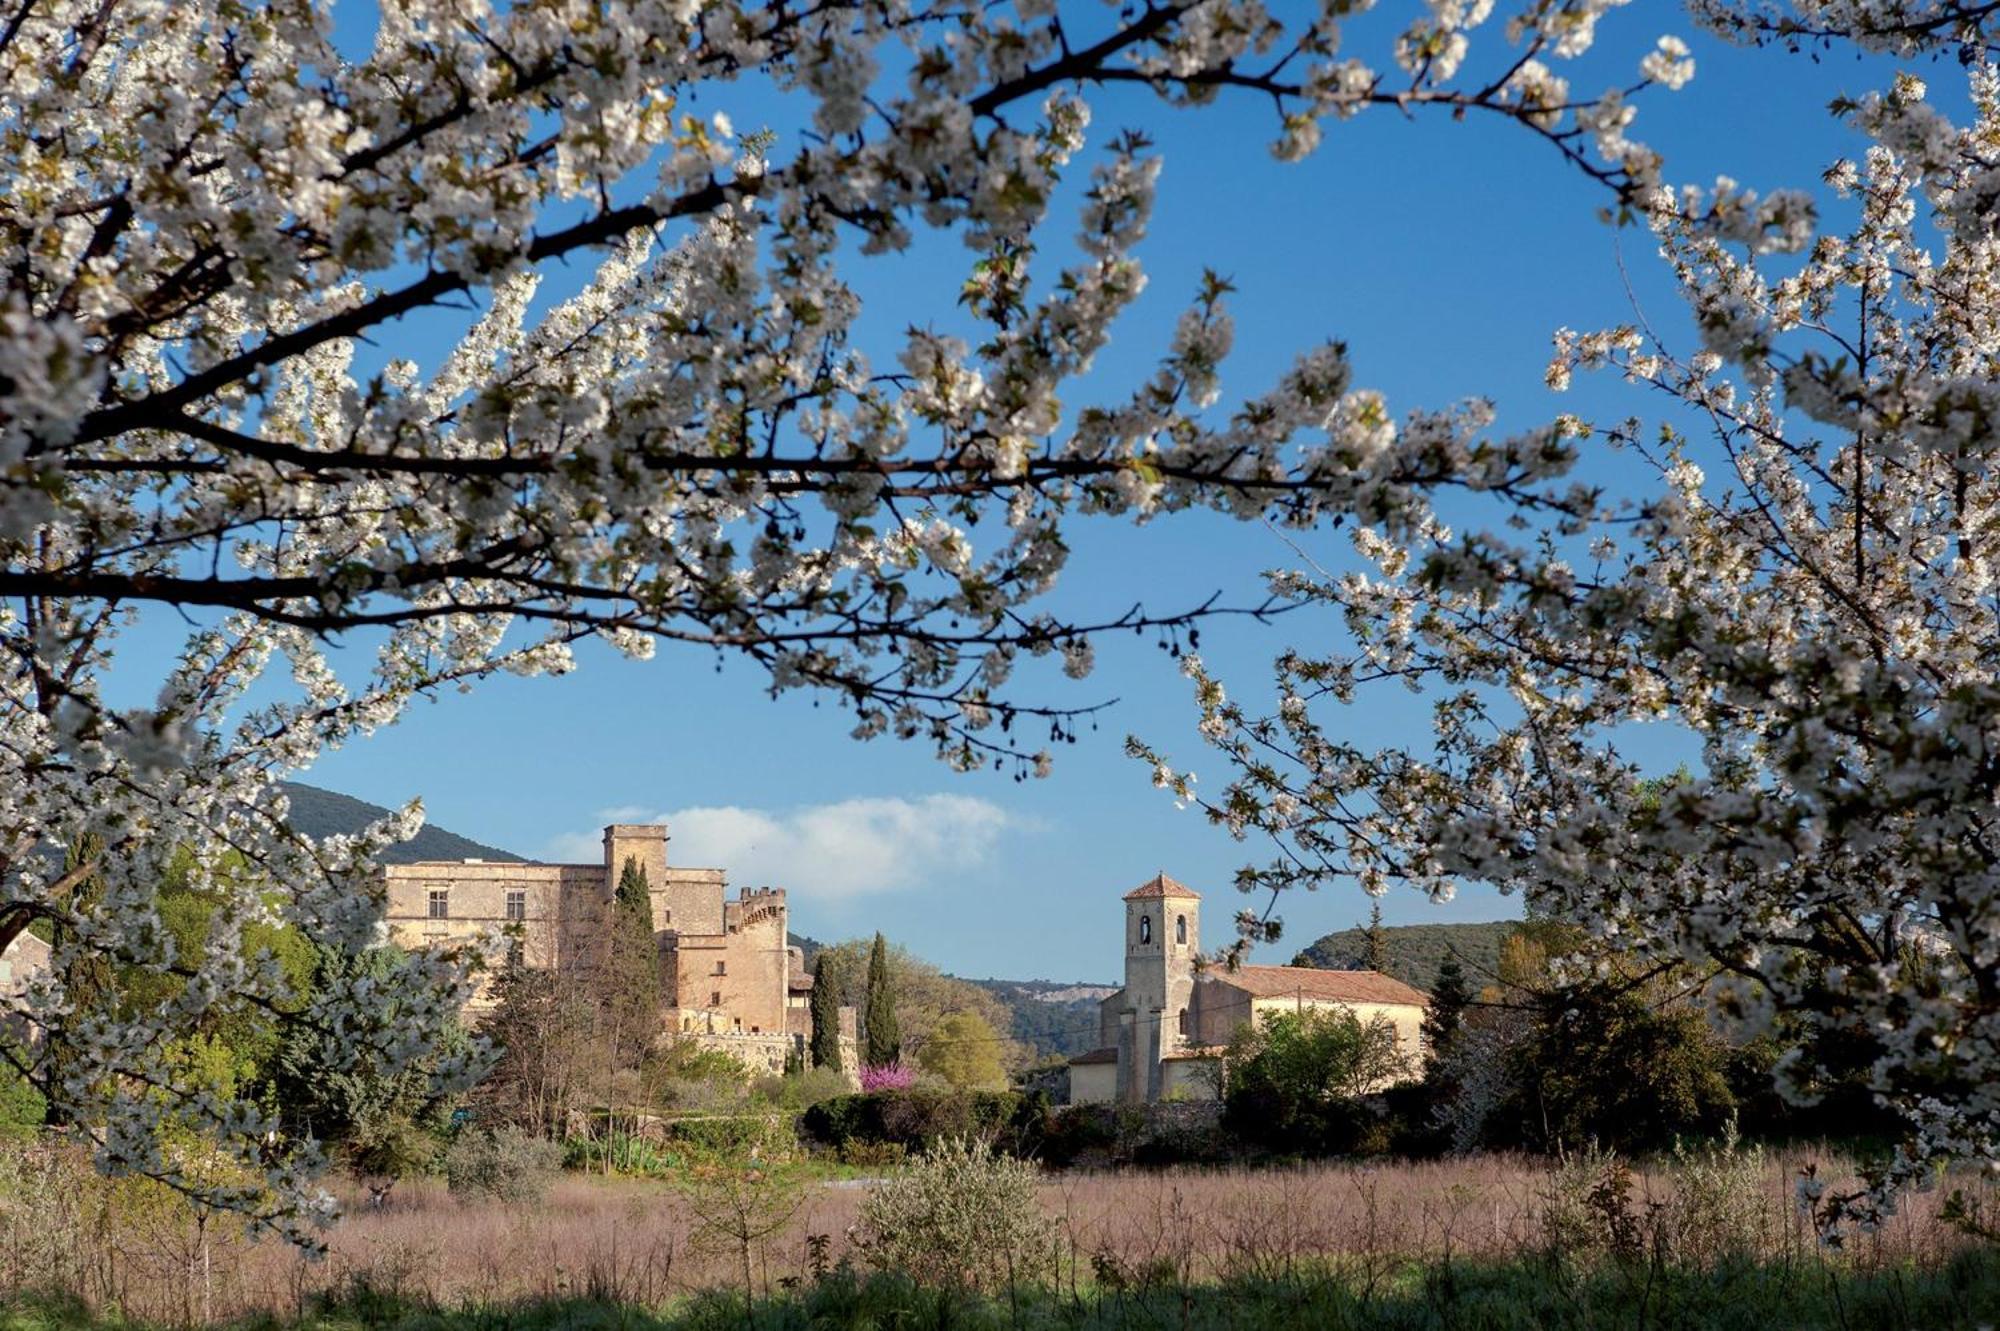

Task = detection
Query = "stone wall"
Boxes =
[382,862,592,1002]
[660,867,725,936]
[687,1030,861,1082]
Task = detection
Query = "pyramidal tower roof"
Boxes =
[1123,872,1200,902]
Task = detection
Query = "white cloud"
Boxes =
[544,794,1016,900]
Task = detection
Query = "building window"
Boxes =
[714,959,727,976]
[427,889,448,920]
[710,991,722,1008]
[505,890,526,921]
[1138,914,1152,944]
[1176,915,1187,945]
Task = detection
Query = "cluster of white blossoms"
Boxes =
[0,0,1697,1232]
[1138,9,2000,1238]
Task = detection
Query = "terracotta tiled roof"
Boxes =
[1069,1046,1119,1066]
[1122,872,1200,901]
[1205,965,1429,1007]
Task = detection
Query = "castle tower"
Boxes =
[603,824,669,904]
[1117,872,1200,1102]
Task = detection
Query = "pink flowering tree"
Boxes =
[859,1062,919,1094]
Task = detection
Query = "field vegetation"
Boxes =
[2,1132,1995,1330]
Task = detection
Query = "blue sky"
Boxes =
[109,8,1950,981]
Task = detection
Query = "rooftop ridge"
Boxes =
[1123,871,1200,901]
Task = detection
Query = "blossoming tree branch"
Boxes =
[0,0,1912,1241]
[1134,0,2000,1238]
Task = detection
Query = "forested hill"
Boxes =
[1291,921,1517,992]
[278,782,525,864]
[967,978,1117,1061]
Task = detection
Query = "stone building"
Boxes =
[0,931,48,1042]
[383,823,855,1076]
[1068,873,1428,1104]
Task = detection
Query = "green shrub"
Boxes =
[443,1127,563,1203]
[665,1114,790,1162]
[837,1139,907,1168]
[0,1065,42,1141]
[854,1136,1058,1291]
[1657,1120,1773,1265]
[562,1131,678,1177]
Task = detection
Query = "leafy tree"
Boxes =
[822,937,1022,1068]
[476,941,595,1138]
[1502,984,1736,1155]
[916,1012,1009,1090]
[271,943,472,1178]
[809,952,844,1073]
[1220,1007,1407,1154]
[865,933,901,1069]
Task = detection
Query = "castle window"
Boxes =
[1139,914,1152,944]
[427,889,449,920]
[505,890,526,921]
[710,991,722,1008]
[1176,915,1187,945]
[714,960,727,976]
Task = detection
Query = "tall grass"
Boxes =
[0,1137,1992,1327]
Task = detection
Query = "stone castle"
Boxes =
[1069,873,1429,1104]
[382,822,854,1075]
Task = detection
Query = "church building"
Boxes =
[1068,873,1429,1104]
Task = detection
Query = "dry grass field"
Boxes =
[5,1144,1985,1327]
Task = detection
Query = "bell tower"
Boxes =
[1117,872,1200,1102]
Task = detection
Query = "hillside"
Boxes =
[278,783,525,865]
[966,978,1117,1061]
[1291,920,1518,992]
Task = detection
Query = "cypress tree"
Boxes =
[808,951,843,1072]
[43,835,113,1127]
[863,932,900,1067]
[1364,900,1390,973]
[602,856,661,1065]
[1422,953,1472,1068]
